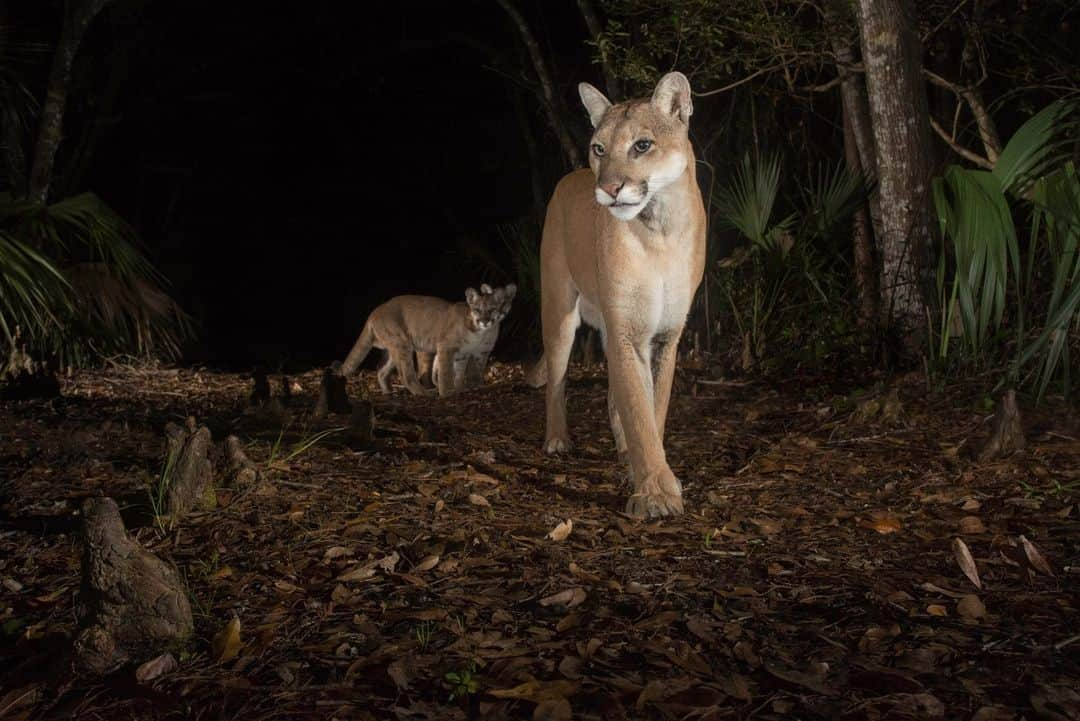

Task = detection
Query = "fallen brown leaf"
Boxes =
[958,516,986,534]
[863,512,902,534]
[135,653,177,683]
[534,696,572,721]
[547,519,572,542]
[1019,535,1055,577]
[970,707,1015,721]
[212,616,242,663]
[635,680,666,711]
[952,537,982,589]
[957,594,987,619]
[337,551,400,582]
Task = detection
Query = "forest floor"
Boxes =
[1,360,1078,721]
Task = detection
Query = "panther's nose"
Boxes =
[599,181,623,200]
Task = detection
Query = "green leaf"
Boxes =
[932,167,1017,355]
[994,100,1080,196]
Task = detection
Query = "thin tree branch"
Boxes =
[694,64,786,97]
[929,116,994,169]
[575,0,621,99]
[922,0,970,42]
[494,0,583,169]
[924,68,1002,162]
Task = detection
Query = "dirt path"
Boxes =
[1,363,1078,720]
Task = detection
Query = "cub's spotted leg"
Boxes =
[434,348,458,398]
[389,345,434,397]
[452,356,470,392]
[465,353,489,388]
[416,352,436,389]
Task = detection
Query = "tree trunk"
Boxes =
[856,0,935,352]
[27,0,114,204]
[74,497,193,676]
[575,0,622,99]
[495,0,584,169]
[831,27,881,328]
[843,106,880,328]
[161,417,215,523]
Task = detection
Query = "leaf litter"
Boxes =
[0,362,1077,720]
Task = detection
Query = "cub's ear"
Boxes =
[651,72,693,124]
[579,82,612,128]
[504,283,517,300]
[465,287,479,305]
[480,283,493,294]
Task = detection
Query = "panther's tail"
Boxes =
[340,322,374,376]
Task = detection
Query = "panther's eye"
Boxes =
[592,143,605,157]
[633,139,653,153]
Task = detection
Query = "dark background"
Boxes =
[11,0,599,370]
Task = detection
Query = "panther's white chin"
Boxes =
[607,201,646,221]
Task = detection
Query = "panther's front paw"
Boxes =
[625,467,684,518]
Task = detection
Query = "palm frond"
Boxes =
[715,153,795,254]
[17,193,161,283]
[63,262,193,362]
[1,194,194,370]
[798,161,871,241]
[1018,163,1080,400]
[932,167,1018,356]
[993,99,1080,196]
[0,228,71,345]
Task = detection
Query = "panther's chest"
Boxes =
[456,326,498,355]
[600,234,698,335]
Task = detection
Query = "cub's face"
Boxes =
[579,72,694,222]
[465,283,516,330]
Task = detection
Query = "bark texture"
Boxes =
[834,35,881,327]
[250,368,271,406]
[225,435,260,488]
[73,497,192,675]
[162,417,215,521]
[346,401,375,447]
[841,92,880,327]
[978,390,1026,461]
[856,0,935,348]
[314,361,352,418]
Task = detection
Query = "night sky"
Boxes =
[21,0,599,370]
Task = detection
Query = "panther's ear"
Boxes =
[465,287,479,305]
[579,82,612,128]
[651,71,693,124]
[480,283,493,294]
[504,283,517,300]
